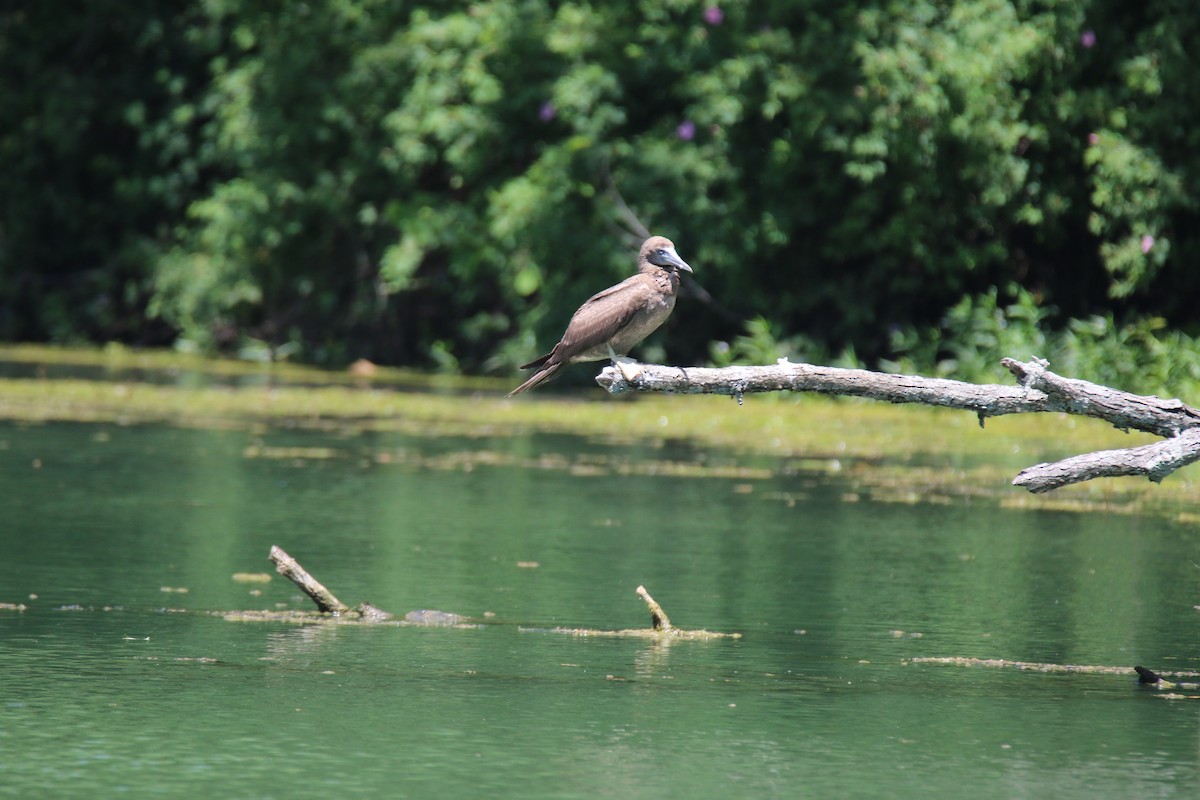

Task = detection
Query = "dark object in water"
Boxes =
[1134,665,1163,684]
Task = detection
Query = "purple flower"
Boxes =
[703,6,724,26]
[1080,29,1096,48]
[1087,132,1099,146]
[676,120,696,141]
[1141,235,1155,254]
[538,101,556,122]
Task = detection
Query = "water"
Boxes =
[1,419,1198,798]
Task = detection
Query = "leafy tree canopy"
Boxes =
[1,0,1196,391]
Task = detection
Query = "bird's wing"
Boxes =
[517,278,646,371]
[554,276,654,358]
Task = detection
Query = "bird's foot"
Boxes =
[612,355,644,384]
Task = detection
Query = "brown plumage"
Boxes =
[508,236,693,396]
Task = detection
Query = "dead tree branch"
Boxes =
[269,545,352,614]
[595,357,1200,493]
[636,585,672,631]
[1012,427,1200,492]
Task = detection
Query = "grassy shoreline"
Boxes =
[2,344,1196,520]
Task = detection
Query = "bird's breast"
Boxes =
[605,293,677,356]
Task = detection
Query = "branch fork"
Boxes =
[596,357,1200,493]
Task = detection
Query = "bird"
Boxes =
[508,235,693,396]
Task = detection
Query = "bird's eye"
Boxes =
[657,249,667,257]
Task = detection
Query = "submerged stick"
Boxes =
[268,545,351,614]
[520,584,738,639]
[636,585,672,631]
[911,656,1200,680]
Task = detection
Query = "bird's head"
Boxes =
[640,236,693,275]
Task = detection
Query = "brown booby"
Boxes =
[508,236,693,396]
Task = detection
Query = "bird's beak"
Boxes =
[664,249,693,274]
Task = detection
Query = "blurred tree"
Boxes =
[0,0,217,343]
[1,0,1196,389]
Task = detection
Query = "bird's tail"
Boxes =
[507,360,564,397]
[518,353,551,371]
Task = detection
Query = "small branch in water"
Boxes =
[636,585,672,631]
[268,545,351,614]
[264,546,470,625]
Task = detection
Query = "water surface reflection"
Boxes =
[1,420,1197,797]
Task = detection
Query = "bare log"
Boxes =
[269,545,351,614]
[596,357,1200,493]
[266,547,474,624]
[912,657,1200,682]
[598,359,1038,420]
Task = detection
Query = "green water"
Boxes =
[2,419,1198,798]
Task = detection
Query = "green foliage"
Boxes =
[0,1,218,343]
[883,286,1050,382]
[708,316,859,371]
[885,284,1200,398]
[1085,131,1178,298]
[1,0,1197,384]
[1078,5,1197,305]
